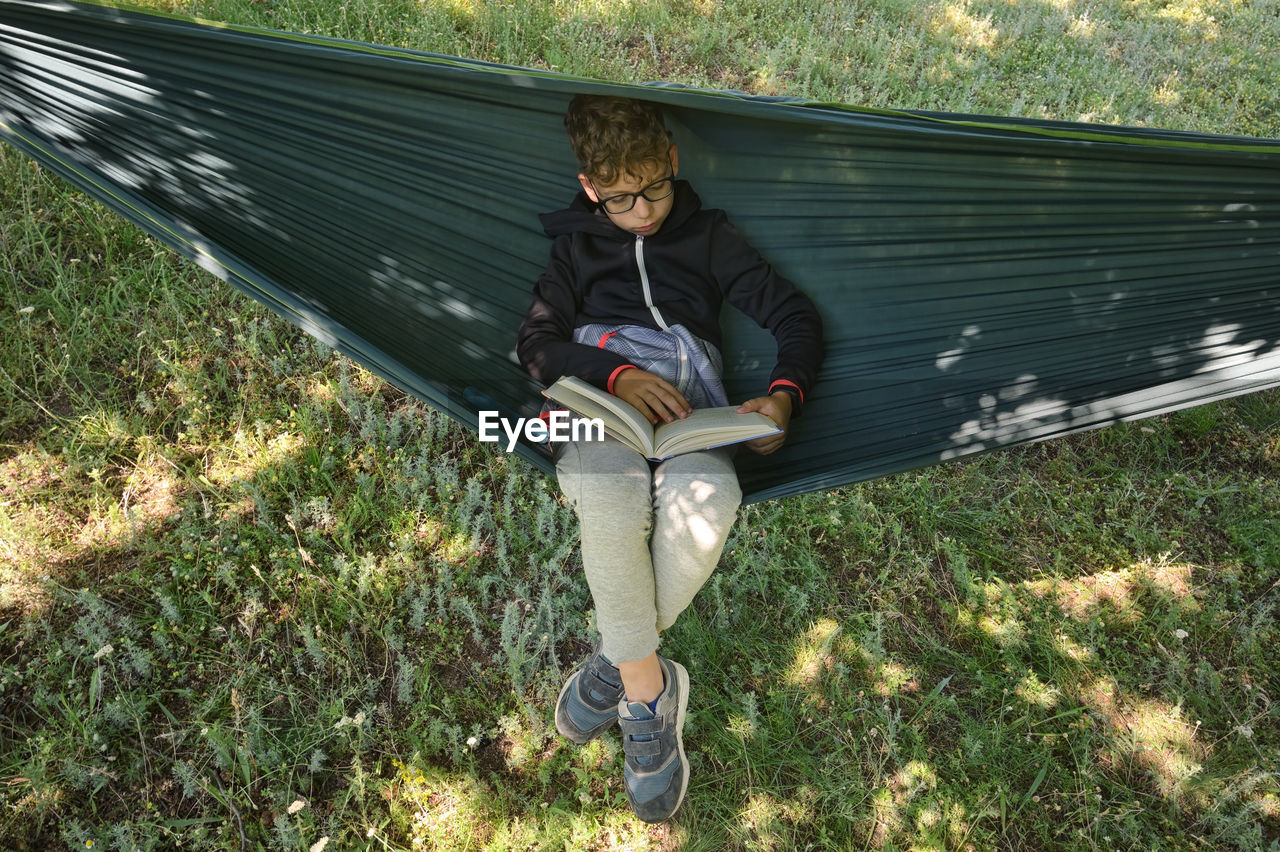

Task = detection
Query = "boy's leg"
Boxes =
[615,653,664,703]
[617,449,732,824]
[649,447,742,632]
[555,434,661,666]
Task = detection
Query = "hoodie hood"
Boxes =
[538,179,703,240]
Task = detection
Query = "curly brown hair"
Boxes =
[564,95,672,186]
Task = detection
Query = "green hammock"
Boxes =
[3,0,1279,502]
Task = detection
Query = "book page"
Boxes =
[652,406,779,458]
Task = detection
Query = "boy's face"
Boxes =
[579,145,679,237]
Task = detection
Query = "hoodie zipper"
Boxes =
[635,236,671,331]
[634,236,691,390]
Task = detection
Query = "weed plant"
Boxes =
[2,0,1279,849]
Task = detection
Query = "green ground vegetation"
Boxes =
[2,0,1278,849]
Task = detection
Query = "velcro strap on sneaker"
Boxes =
[623,717,664,735]
[624,737,662,757]
[585,669,620,692]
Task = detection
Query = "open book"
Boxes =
[542,375,780,461]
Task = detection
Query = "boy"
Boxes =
[517,95,822,822]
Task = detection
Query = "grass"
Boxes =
[2,0,1279,849]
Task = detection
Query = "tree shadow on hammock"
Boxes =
[676,106,1280,500]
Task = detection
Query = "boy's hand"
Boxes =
[736,391,793,455]
[613,369,692,425]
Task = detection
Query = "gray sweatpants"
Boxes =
[555,434,743,664]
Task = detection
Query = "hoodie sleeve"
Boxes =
[710,213,824,415]
[517,235,636,391]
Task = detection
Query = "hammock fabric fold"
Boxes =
[2,0,1279,502]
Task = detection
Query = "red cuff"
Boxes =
[608,364,638,394]
[768,379,804,403]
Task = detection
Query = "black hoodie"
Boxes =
[516,180,823,414]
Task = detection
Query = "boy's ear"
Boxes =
[669,144,679,175]
[577,173,600,203]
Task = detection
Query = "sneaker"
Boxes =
[555,648,625,744]
[617,655,690,823]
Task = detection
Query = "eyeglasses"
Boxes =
[593,174,676,215]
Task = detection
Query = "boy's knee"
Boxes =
[659,471,740,517]
[652,474,740,561]
[575,470,653,529]
[656,451,739,502]
[556,440,652,512]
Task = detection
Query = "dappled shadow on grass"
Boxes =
[651,403,1279,849]
[0,436,185,621]
[0,177,603,843]
[0,346,610,848]
[952,556,1214,796]
[381,757,686,850]
[908,0,1277,135]
[683,569,1273,848]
